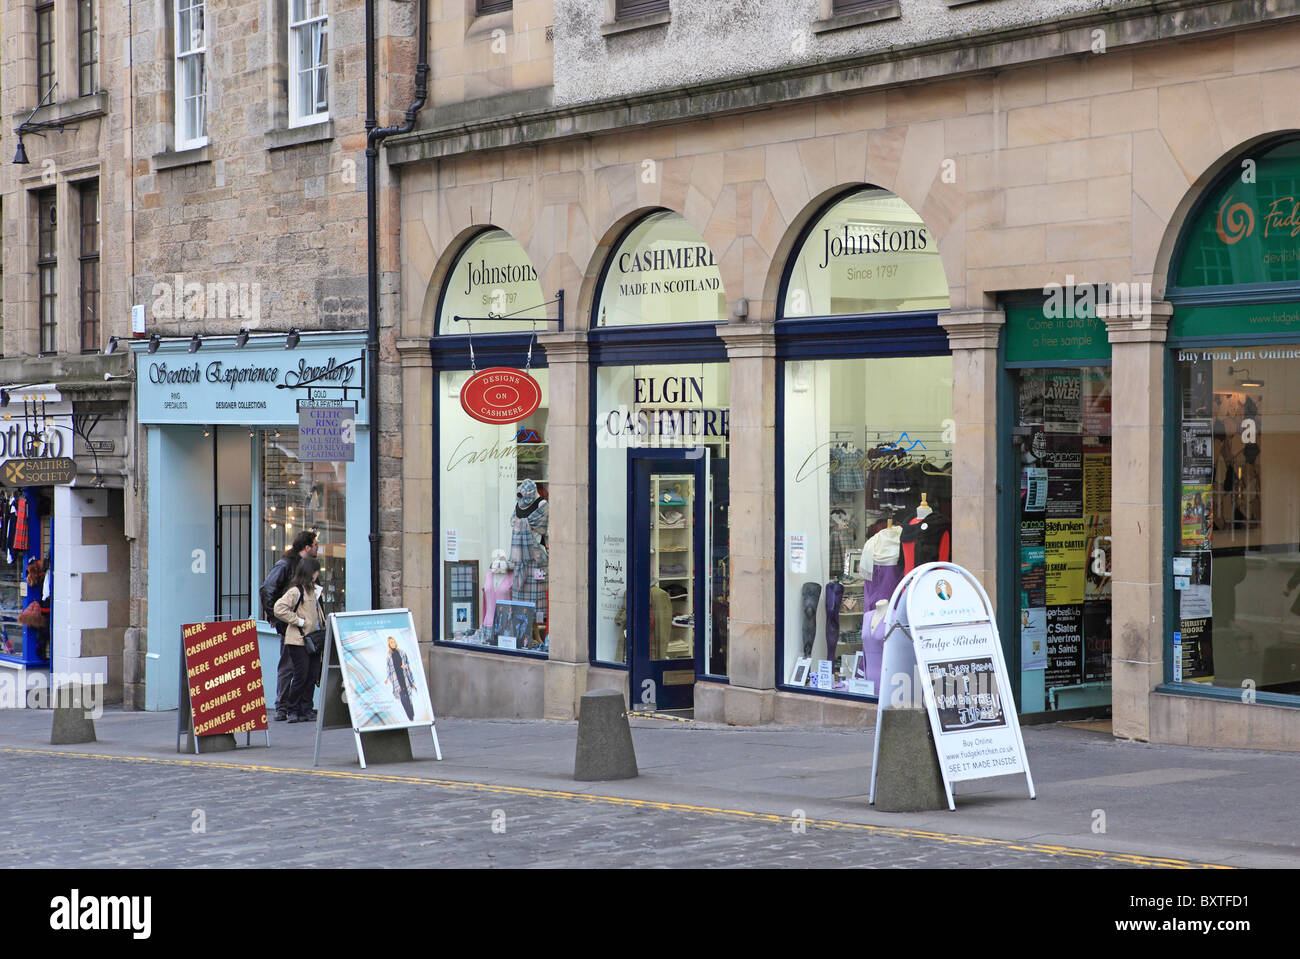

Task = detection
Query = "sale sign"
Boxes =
[182,620,268,736]
[460,367,543,424]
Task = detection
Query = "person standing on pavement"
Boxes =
[260,530,319,721]
[273,557,325,723]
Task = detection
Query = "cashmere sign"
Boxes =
[182,620,267,737]
[459,367,543,424]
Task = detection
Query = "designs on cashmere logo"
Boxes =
[1216,196,1255,245]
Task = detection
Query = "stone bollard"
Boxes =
[359,728,414,764]
[50,683,98,746]
[871,708,947,812]
[574,689,638,782]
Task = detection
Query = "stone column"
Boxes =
[716,323,777,725]
[1100,300,1171,743]
[937,309,1004,604]
[537,331,591,719]
[397,339,435,649]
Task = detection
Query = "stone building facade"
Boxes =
[388,0,1300,751]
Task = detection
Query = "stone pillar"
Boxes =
[1100,300,1171,743]
[397,339,435,653]
[716,324,777,725]
[937,309,1004,604]
[538,332,591,719]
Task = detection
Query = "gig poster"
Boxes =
[1044,434,1083,518]
[1179,616,1214,680]
[1181,419,1213,484]
[1021,607,1047,670]
[1179,550,1213,620]
[1046,605,1084,694]
[1082,454,1111,515]
[1043,370,1083,434]
[1181,483,1213,551]
[1045,519,1087,606]
[1084,512,1112,602]
[1017,372,1044,427]
[1082,369,1111,436]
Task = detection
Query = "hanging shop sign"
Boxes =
[459,367,543,424]
[1,457,75,486]
[1004,292,1110,364]
[298,404,356,462]
[181,619,268,740]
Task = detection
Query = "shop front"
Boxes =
[132,332,370,711]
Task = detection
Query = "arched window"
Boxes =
[594,211,726,327]
[437,228,547,335]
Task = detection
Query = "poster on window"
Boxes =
[1082,601,1112,682]
[1178,616,1213,679]
[1084,513,1112,602]
[1178,550,1213,619]
[1022,467,1047,512]
[1082,369,1111,436]
[331,610,435,731]
[1082,454,1111,515]
[1020,527,1046,608]
[1045,518,1087,606]
[1180,484,1213,551]
[1180,418,1213,484]
[1021,607,1047,670]
[1043,434,1083,517]
[1043,370,1082,433]
[1046,604,1084,696]
[1017,372,1044,427]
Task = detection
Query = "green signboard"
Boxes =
[1172,302,1300,339]
[1005,297,1110,364]
[1173,140,1300,290]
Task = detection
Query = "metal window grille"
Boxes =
[216,505,252,621]
[78,182,100,353]
[37,190,57,355]
[615,0,668,19]
[476,0,511,14]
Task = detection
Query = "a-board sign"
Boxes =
[871,562,1034,810]
[182,620,268,737]
[313,608,442,769]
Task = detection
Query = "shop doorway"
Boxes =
[627,448,709,712]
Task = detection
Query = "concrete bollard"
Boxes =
[871,708,947,812]
[574,689,638,782]
[50,683,97,746]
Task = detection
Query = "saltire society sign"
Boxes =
[182,620,268,735]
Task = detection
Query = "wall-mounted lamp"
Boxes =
[235,328,250,348]
[11,82,65,166]
[103,336,120,355]
[0,390,9,408]
[147,333,162,354]
[285,328,300,350]
[1227,365,1265,388]
[188,334,202,354]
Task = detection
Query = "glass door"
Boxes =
[628,448,708,711]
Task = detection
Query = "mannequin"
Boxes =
[800,582,822,657]
[481,549,515,630]
[510,479,549,624]
[900,493,951,572]
[859,522,904,609]
[824,580,844,663]
[915,493,933,520]
[862,599,889,690]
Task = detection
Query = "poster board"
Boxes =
[313,608,442,768]
[869,563,1034,811]
[177,619,269,753]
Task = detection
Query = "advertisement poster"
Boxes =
[1084,513,1112,602]
[1023,468,1047,512]
[1181,418,1213,483]
[1179,550,1213,620]
[789,533,807,574]
[1017,372,1044,427]
[1181,484,1213,551]
[1021,607,1047,670]
[1082,454,1111,515]
[333,610,435,731]
[1044,434,1084,517]
[1043,370,1083,433]
[1020,542,1046,608]
[1046,605,1084,693]
[182,619,267,736]
[1082,601,1112,682]
[1082,369,1111,436]
[1179,616,1214,679]
[1045,518,1087,606]
[926,657,1007,733]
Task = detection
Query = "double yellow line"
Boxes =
[1,746,1230,868]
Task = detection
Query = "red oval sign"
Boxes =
[459,367,543,424]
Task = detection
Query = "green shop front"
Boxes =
[132,331,371,711]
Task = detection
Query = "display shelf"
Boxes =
[651,473,695,661]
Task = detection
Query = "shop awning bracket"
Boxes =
[275,352,367,402]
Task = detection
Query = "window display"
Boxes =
[593,363,729,673]
[782,356,953,695]
[261,432,347,612]
[1175,347,1300,696]
[1010,367,1112,711]
[439,369,550,652]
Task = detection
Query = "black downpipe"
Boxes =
[366,0,430,608]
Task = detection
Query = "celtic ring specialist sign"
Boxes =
[459,367,542,424]
[2,457,76,486]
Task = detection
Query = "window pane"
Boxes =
[262,433,347,613]
[781,356,954,695]
[438,370,549,651]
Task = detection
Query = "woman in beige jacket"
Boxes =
[273,557,323,722]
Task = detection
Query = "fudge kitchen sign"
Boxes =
[460,367,543,424]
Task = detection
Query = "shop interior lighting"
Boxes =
[235,328,250,348]
[103,336,120,355]
[1227,365,1265,388]
[147,333,162,354]
[188,334,202,353]
[285,328,300,350]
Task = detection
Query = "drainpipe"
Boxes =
[365,0,430,608]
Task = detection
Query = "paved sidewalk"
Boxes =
[2,706,1297,868]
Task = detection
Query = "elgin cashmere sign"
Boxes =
[182,620,268,736]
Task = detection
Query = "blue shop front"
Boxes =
[132,331,370,710]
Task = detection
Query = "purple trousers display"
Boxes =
[862,559,903,610]
[861,560,902,691]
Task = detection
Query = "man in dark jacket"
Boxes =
[260,530,319,721]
